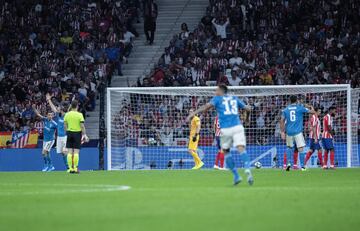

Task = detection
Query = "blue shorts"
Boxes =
[322,138,334,150]
[215,136,221,150]
[308,138,321,150]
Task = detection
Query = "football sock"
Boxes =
[219,151,224,168]
[304,151,313,165]
[74,153,79,170]
[240,151,250,170]
[43,156,48,165]
[323,151,328,167]
[215,152,220,166]
[190,150,200,166]
[299,151,306,168]
[47,154,52,166]
[62,155,68,169]
[283,152,287,167]
[330,150,335,166]
[293,150,298,167]
[286,147,293,166]
[317,150,323,166]
[225,154,239,179]
[67,154,74,170]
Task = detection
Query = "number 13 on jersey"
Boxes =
[222,99,238,115]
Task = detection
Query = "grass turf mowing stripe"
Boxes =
[0,183,131,195]
[0,169,359,231]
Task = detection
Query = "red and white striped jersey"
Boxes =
[214,116,221,137]
[322,113,333,139]
[309,114,321,139]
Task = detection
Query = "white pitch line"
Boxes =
[0,183,131,196]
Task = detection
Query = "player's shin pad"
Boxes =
[74,153,79,169]
[189,150,200,165]
[225,154,240,180]
[299,151,306,168]
[286,147,294,165]
[240,151,250,169]
[67,154,73,170]
[225,154,235,170]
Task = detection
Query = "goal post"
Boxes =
[106,85,359,170]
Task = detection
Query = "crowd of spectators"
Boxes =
[140,0,360,88]
[0,0,140,133]
[112,91,348,146]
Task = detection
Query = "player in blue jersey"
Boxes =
[280,95,315,171]
[187,85,253,186]
[46,93,68,169]
[33,105,57,172]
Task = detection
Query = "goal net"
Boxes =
[107,85,359,170]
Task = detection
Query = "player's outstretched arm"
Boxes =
[32,105,44,119]
[46,93,59,113]
[303,103,315,114]
[186,103,213,122]
[280,117,286,140]
[67,95,76,112]
[244,105,252,112]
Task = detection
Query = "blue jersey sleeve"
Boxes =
[281,109,286,119]
[54,114,59,123]
[236,97,246,109]
[300,105,309,113]
[51,120,58,128]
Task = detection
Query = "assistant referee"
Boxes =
[64,100,89,173]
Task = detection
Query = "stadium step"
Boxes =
[86,0,208,139]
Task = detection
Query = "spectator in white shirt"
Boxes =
[227,70,241,86]
[212,17,229,39]
[204,43,218,55]
[78,81,87,97]
[229,51,243,67]
[121,27,135,59]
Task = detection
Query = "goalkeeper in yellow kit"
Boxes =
[188,108,204,169]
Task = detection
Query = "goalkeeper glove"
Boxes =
[192,135,198,142]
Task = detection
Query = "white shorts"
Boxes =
[56,136,67,154]
[43,140,55,152]
[286,133,306,148]
[220,125,246,149]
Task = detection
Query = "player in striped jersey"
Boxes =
[213,116,225,169]
[322,106,337,169]
[304,107,323,169]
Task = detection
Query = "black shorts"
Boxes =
[66,131,82,149]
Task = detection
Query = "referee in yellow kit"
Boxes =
[64,100,89,173]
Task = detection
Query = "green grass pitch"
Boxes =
[1,169,360,231]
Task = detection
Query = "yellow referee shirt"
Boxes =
[64,111,84,132]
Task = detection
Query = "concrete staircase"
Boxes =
[112,0,208,87]
[86,0,208,139]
